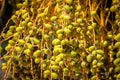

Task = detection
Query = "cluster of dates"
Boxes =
[0,0,120,80]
